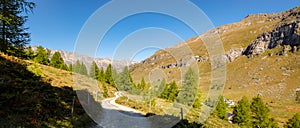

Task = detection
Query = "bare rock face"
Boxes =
[243,20,300,56]
[223,48,244,62]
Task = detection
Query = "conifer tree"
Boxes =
[193,92,202,109]
[285,113,300,128]
[50,52,64,69]
[98,67,105,82]
[139,77,146,90]
[0,0,35,57]
[72,60,87,75]
[24,46,35,60]
[251,96,271,127]
[159,79,168,99]
[34,46,49,65]
[233,96,251,127]
[89,61,99,79]
[101,81,108,98]
[73,60,81,73]
[168,81,179,102]
[68,64,72,71]
[60,64,68,71]
[105,64,113,85]
[214,96,227,120]
[115,66,134,91]
[177,67,198,106]
[80,62,87,75]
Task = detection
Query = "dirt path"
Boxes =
[101,92,141,114]
[96,92,151,128]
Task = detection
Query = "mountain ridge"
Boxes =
[131,6,300,80]
[31,46,136,72]
[129,6,300,123]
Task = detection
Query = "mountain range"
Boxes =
[31,46,135,72]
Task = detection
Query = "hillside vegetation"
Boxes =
[129,6,300,126]
[0,53,113,127]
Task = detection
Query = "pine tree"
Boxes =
[214,96,227,120]
[105,64,113,85]
[68,64,72,71]
[157,78,166,97]
[233,96,251,127]
[193,92,202,109]
[34,46,49,65]
[73,60,81,73]
[89,61,99,79]
[97,67,105,82]
[24,46,35,60]
[110,68,117,87]
[60,64,68,71]
[168,81,179,102]
[177,67,198,106]
[101,81,108,98]
[251,96,270,128]
[115,66,134,91]
[140,77,146,90]
[72,60,87,75]
[50,52,64,69]
[80,62,87,75]
[0,0,35,57]
[159,79,168,100]
[285,113,300,128]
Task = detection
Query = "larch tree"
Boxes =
[80,62,87,75]
[50,52,64,69]
[34,46,49,65]
[214,96,227,120]
[105,64,113,85]
[115,66,134,92]
[89,61,99,79]
[0,0,35,57]
[167,81,179,102]
[176,67,198,106]
[97,67,105,82]
[24,46,34,60]
[192,92,202,109]
[233,96,251,127]
[251,96,271,128]
[285,113,300,128]
[139,77,146,90]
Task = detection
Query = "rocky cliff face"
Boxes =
[243,20,300,56]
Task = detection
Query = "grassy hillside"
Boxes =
[224,52,300,123]
[129,6,300,125]
[0,53,114,127]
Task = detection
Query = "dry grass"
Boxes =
[26,60,117,99]
[129,7,300,125]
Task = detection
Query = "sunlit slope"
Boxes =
[0,53,116,127]
[130,6,300,122]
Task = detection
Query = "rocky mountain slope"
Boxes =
[130,6,300,123]
[31,46,132,72]
[244,20,300,56]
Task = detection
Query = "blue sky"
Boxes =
[27,0,300,61]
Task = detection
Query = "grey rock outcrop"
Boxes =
[243,20,300,56]
[223,48,244,62]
